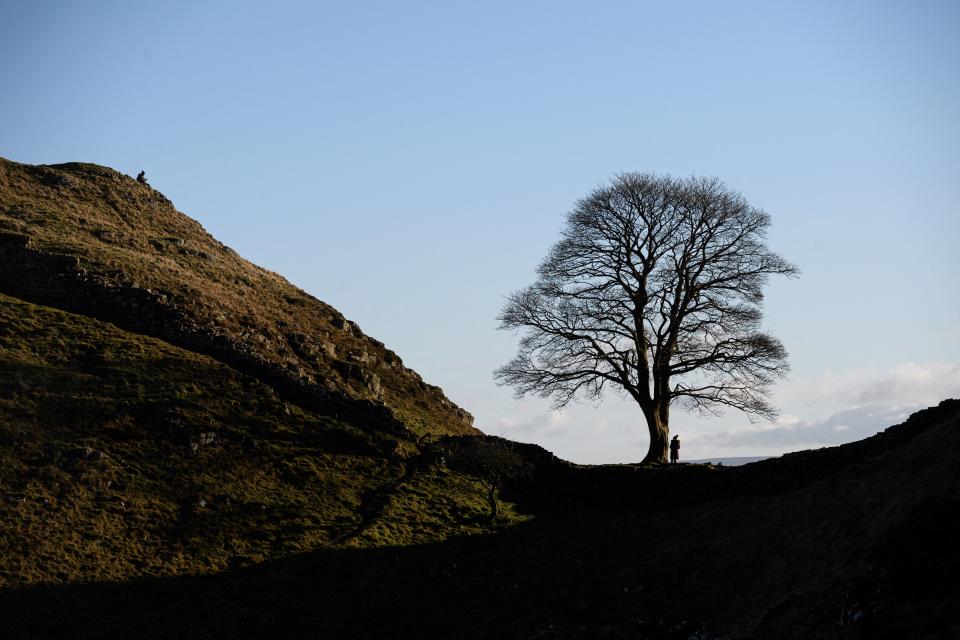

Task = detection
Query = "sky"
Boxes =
[2,0,958,463]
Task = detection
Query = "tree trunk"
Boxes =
[487,484,499,522]
[641,404,669,464]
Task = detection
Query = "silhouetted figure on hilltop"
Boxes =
[670,435,680,464]
[136,170,148,185]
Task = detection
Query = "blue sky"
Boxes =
[2,0,958,462]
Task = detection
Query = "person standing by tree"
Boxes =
[670,435,681,464]
[495,173,798,463]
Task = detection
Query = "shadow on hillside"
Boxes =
[4,499,959,640]
[3,513,691,640]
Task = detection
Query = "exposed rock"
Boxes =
[365,373,382,398]
[190,432,217,453]
[37,167,78,190]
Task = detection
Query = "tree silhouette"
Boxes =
[446,438,532,521]
[496,174,798,463]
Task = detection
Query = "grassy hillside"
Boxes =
[0,158,475,437]
[0,293,524,588]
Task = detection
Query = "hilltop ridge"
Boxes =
[0,158,476,438]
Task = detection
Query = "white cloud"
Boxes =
[495,409,570,436]
[855,362,960,405]
[775,362,960,411]
[700,404,919,451]
[692,362,960,455]
[773,414,801,427]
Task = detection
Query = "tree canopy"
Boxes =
[495,173,798,462]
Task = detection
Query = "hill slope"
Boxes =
[0,158,475,437]
[0,293,523,588]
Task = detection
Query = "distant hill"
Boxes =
[688,455,770,466]
[0,158,476,437]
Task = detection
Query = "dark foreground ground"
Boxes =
[3,401,958,640]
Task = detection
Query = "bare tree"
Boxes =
[495,174,798,463]
[446,437,532,522]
